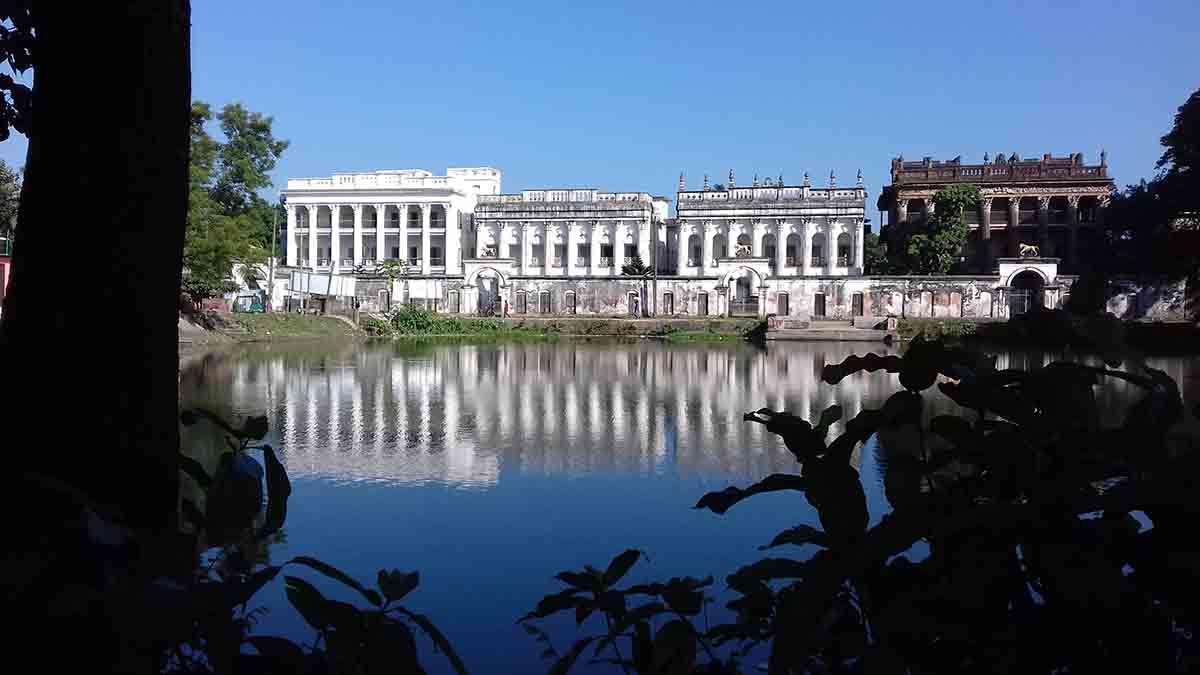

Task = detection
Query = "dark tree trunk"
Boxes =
[0,2,191,532]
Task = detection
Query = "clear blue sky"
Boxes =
[2,0,1197,205]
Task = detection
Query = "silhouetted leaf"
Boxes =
[555,569,602,592]
[603,549,642,587]
[695,474,807,514]
[727,558,809,587]
[284,575,331,631]
[378,569,419,604]
[179,453,212,488]
[654,620,697,674]
[822,353,903,384]
[520,588,586,622]
[258,445,290,539]
[247,636,305,671]
[290,556,382,607]
[760,524,828,550]
[240,415,269,440]
[593,601,668,656]
[362,617,421,674]
[549,637,594,675]
[395,607,470,675]
[227,565,283,608]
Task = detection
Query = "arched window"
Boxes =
[735,233,752,257]
[408,208,421,228]
[786,234,800,266]
[811,235,825,267]
[662,291,674,315]
[539,291,551,314]
[763,233,777,266]
[687,234,701,266]
[448,290,460,314]
[514,291,527,314]
[837,233,851,266]
[777,291,789,316]
[564,290,577,315]
[712,234,727,262]
[389,208,400,227]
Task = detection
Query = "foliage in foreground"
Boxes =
[523,337,1200,673]
[896,317,979,341]
[24,408,467,674]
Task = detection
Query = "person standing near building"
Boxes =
[504,299,510,318]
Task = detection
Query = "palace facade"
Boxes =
[879,152,1115,272]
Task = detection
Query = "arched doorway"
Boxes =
[721,267,765,317]
[1009,270,1044,316]
[470,268,506,316]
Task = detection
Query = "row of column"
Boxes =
[286,203,459,275]
[489,220,652,276]
[675,221,864,276]
[896,195,1108,265]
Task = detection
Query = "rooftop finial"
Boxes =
[678,172,685,191]
[703,173,709,191]
[983,152,990,163]
[803,171,810,187]
[778,173,784,187]
[752,173,759,187]
[728,169,735,189]
[1100,148,1107,166]
[829,169,837,188]
[856,169,863,186]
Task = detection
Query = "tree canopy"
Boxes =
[183,101,288,303]
[0,158,19,240]
[879,184,977,275]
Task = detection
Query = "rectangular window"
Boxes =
[431,247,443,265]
[600,244,613,258]
[778,292,789,316]
[698,292,709,316]
[515,292,527,314]
[566,292,577,315]
[576,243,589,264]
[540,291,551,313]
[663,292,674,315]
[624,244,637,260]
[532,244,545,265]
[448,290,460,313]
[852,292,864,317]
[553,244,565,267]
[814,293,826,317]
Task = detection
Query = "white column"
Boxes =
[638,217,650,264]
[676,223,688,275]
[612,222,625,272]
[398,204,408,267]
[445,204,460,274]
[801,222,812,276]
[566,222,578,277]
[726,222,738,258]
[308,206,318,270]
[421,204,431,275]
[854,219,865,273]
[375,204,387,262]
[520,223,531,275]
[590,222,601,272]
[826,222,837,275]
[543,221,551,270]
[330,205,341,273]
[285,205,298,266]
[352,204,363,266]
[775,222,786,276]
[751,223,763,257]
[701,223,714,274]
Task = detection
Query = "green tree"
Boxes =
[906,184,977,274]
[0,158,20,242]
[621,254,652,317]
[183,101,286,303]
[862,231,890,274]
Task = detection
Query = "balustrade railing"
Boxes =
[600,257,613,267]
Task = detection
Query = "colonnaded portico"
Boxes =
[880,152,1115,273]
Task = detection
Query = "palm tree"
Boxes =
[621,254,652,317]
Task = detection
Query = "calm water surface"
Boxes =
[180,339,1200,673]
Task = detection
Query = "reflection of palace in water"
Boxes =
[182,344,1195,490]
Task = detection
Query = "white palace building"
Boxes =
[280,165,882,319]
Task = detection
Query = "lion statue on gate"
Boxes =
[1019,243,1039,258]
[735,244,753,258]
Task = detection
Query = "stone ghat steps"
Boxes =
[767,319,893,342]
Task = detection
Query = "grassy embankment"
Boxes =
[227,313,362,340]
[364,307,762,342]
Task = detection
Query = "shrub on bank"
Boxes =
[897,317,979,341]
